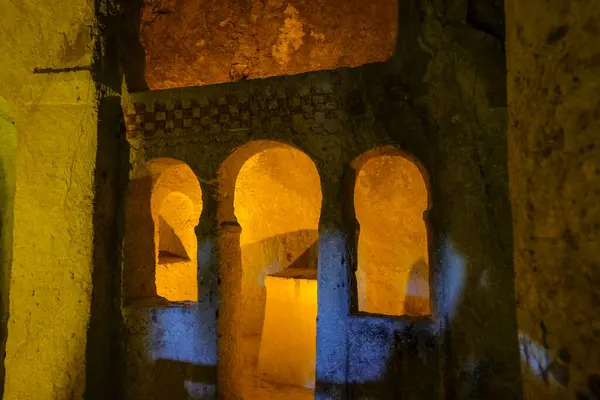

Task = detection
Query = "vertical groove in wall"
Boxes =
[84,0,128,398]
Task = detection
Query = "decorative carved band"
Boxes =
[124,82,338,145]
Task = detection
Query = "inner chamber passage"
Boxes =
[233,145,322,397]
[150,160,203,302]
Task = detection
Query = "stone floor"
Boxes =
[242,374,314,400]
[240,335,314,400]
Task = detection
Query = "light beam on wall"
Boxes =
[437,237,466,323]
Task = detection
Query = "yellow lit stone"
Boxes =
[355,154,430,316]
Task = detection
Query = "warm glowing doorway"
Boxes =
[224,142,322,398]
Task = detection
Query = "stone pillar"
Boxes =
[196,181,220,394]
[122,174,157,301]
[315,172,354,400]
[506,2,600,398]
[0,97,16,397]
[197,181,220,310]
[1,1,98,397]
[217,220,244,400]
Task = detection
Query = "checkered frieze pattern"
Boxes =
[124,82,338,141]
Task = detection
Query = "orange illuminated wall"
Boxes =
[124,158,202,303]
[354,151,431,317]
[140,0,398,89]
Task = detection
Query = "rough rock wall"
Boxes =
[416,6,523,399]
[124,305,217,399]
[359,0,522,397]
[118,1,523,398]
[0,0,99,398]
[139,0,397,89]
[506,1,600,399]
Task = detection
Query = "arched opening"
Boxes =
[124,158,202,304]
[219,141,321,398]
[353,148,431,317]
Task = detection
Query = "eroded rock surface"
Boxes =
[140,0,397,89]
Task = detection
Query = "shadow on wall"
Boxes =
[434,236,521,399]
[289,239,319,269]
[0,152,7,397]
[118,0,149,92]
[0,98,16,398]
[124,304,218,400]
[158,215,190,261]
[405,259,430,316]
[315,319,439,400]
[152,359,216,399]
[84,94,129,399]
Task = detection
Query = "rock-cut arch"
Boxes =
[124,157,202,304]
[352,147,431,317]
[217,140,322,397]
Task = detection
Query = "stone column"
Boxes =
[315,171,355,400]
[1,1,98,397]
[0,97,16,397]
[196,181,220,393]
[217,219,244,400]
[506,2,600,398]
[197,181,220,310]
